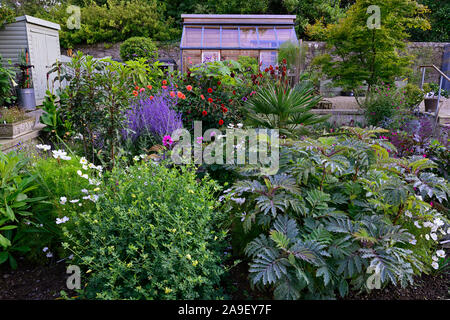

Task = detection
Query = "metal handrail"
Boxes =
[419,65,450,82]
[419,65,449,135]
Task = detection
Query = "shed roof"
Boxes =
[182,14,296,25]
[15,15,61,30]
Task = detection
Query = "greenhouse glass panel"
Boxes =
[203,27,221,47]
[221,27,239,48]
[239,27,258,48]
[183,27,202,47]
[258,27,277,48]
[276,27,297,43]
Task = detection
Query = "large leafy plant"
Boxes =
[0,151,45,269]
[224,127,449,299]
[244,79,328,137]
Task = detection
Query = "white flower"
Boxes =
[81,189,88,194]
[405,211,412,218]
[36,144,51,151]
[436,250,446,258]
[227,124,234,129]
[425,234,430,240]
[82,164,88,170]
[423,221,433,228]
[46,252,53,258]
[430,233,438,241]
[80,157,88,165]
[95,165,103,172]
[434,218,444,227]
[52,150,68,160]
[56,216,69,224]
[140,154,146,159]
[231,197,245,205]
[69,199,79,203]
[133,156,140,161]
[59,197,67,205]
[42,247,49,252]
[414,221,422,229]
[81,174,89,179]
[88,163,96,169]
[409,239,417,245]
[431,261,439,269]
[68,254,74,260]
[432,255,439,261]
[236,123,243,128]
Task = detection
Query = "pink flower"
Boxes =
[196,136,203,144]
[163,135,173,147]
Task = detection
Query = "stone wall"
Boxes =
[64,40,448,84]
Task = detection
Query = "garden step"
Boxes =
[0,124,45,152]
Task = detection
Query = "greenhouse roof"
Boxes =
[181,14,297,50]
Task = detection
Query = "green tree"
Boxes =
[308,0,430,92]
[409,0,450,42]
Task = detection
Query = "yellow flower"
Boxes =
[192,260,198,267]
[186,254,192,260]
[165,287,172,294]
[86,269,92,273]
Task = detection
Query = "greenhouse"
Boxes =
[180,14,297,72]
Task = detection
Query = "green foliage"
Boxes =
[0,151,45,269]
[224,127,449,299]
[408,0,450,42]
[37,0,178,48]
[0,5,15,29]
[119,37,158,62]
[51,52,152,166]
[244,78,328,137]
[39,90,72,138]
[403,83,424,109]
[309,0,431,91]
[62,162,228,299]
[0,54,17,106]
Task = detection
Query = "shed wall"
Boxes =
[0,20,28,67]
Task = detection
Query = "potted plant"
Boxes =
[423,82,449,113]
[15,50,36,111]
[0,106,35,138]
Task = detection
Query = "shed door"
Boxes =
[29,27,60,105]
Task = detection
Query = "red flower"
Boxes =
[207,88,213,93]
[135,86,139,90]
[222,107,228,113]
[282,58,287,64]
[147,85,152,90]
[186,85,193,91]
[219,119,224,126]
[264,68,269,72]
[162,85,168,89]
[200,94,205,100]
[217,81,221,86]
[162,80,167,85]
[149,95,154,100]
[207,98,213,103]
[170,91,176,97]
[232,90,236,95]
[202,110,208,116]
[132,90,138,96]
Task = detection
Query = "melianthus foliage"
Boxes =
[224,127,449,299]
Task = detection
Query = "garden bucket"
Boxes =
[424,98,439,113]
[17,88,36,111]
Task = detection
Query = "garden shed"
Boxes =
[180,14,297,72]
[0,15,61,106]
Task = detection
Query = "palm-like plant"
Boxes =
[244,79,329,137]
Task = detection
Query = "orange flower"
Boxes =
[200,94,205,100]
[177,91,184,99]
[149,95,154,100]
[170,91,176,97]
[147,85,152,90]
[135,86,139,91]
[181,94,186,100]
[132,90,138,96]
[162,80,167,85]
[186,85,193,91]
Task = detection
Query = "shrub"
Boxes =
[120,37,158,62]
[0,54,16,107]
[62,162,228,299]
[224,127,449,299]
[0,107,29,123]
[0,151,45,269]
